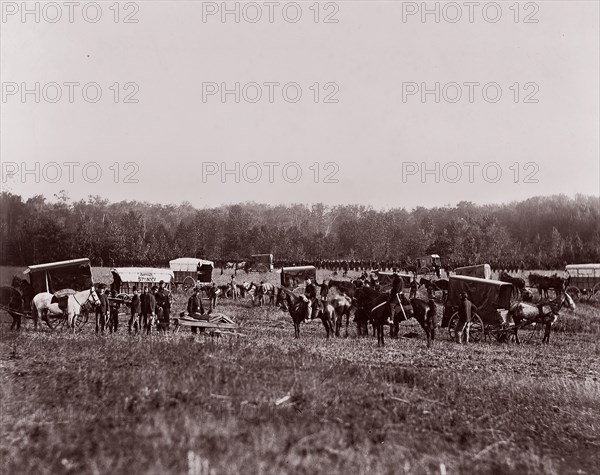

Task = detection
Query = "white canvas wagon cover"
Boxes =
[565,264,600,273]
[169,258,214,272]
[24,258,93,294]
[111,267,174,284]
[454,264,492,280]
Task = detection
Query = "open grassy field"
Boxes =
[1,266,599,474]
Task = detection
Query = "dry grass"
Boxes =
[1,266,599,474]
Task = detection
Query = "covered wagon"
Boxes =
[110,267,174,294]
[280,266,317,292]
[442,275,513,341]
[454,264,492,280]
[248,253,274,272]
[565,263,600,302]
[169,258,214,290]
[24,258,94,294]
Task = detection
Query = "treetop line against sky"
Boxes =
[1,1,598,208]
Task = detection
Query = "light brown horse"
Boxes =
[505,292,575,344]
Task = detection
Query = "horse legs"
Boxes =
[542,322,552,344]
[377,323,384,346]
[10,312,21,331]
[321,317,331,339]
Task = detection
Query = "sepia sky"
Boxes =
[1,1,598,209]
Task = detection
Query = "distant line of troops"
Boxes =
[214,259,527,274]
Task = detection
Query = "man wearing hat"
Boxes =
[155,280,172,331]
[187,286,206,334]
[140,285,156,335]
[387,272,403,325]
[304,278,318,319]
[456,291,476,344]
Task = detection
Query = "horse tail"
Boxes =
[31,298,38,322]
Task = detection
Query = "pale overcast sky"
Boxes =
[1,1,598,209]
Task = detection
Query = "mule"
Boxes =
[31,287,100,330]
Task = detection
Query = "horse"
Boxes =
[280,288,331,339]
[31,287,100,330]
[255,282,275,306]
[355,286,437,347]
[327,279,357,299]
[499,271,526,298]
[0,286,25,330]
[505,291,576,344]
[528,273,565,300]
[355,287,412,346]
[418,278,449,292]
[327,293,353,337]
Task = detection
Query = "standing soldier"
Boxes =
[129,286,141,333]
[95,285,109,334]
[187,287,206,334]
[155,280,172,331]
[387,272,402,325]
[140,286,156,335]
[304,278,318,319]
[108,289,120,333]
[319,280,329,306]
[456,292,477,344]
[409,277,418,300]
[230,274,238,300]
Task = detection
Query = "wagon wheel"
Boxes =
[183,276,196,292]
[447,312,483,343]
[418,266,431,276]
[565,286,581,303]
[75,311,89,330]
[447,313,459,341]
[50,316,67,330]
[591,283,600,302]
[469,314,484,343]
[256,263,269,273]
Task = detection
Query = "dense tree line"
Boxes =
[0,192,598,269]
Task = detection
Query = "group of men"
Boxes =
[121,280,172,335]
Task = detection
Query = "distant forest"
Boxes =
[0,192,598,269]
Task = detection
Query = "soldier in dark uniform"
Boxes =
[187,287,206,334]
[387,272,402,325]
[95,285,109,334]
[129,287,141,334]
[456,291,477,344]
[304,278,318,320]
[409,277,418,300]
[140,286,156,335]
[155,280,172,331]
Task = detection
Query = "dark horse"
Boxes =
[3,277,35,330]
[278,288,334,339]
[327,279,359,299]
[499,271,526,298]
[355,287,434,346]
[418,278,449,292]
[0,286,25,330]
[528,273,564,299]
